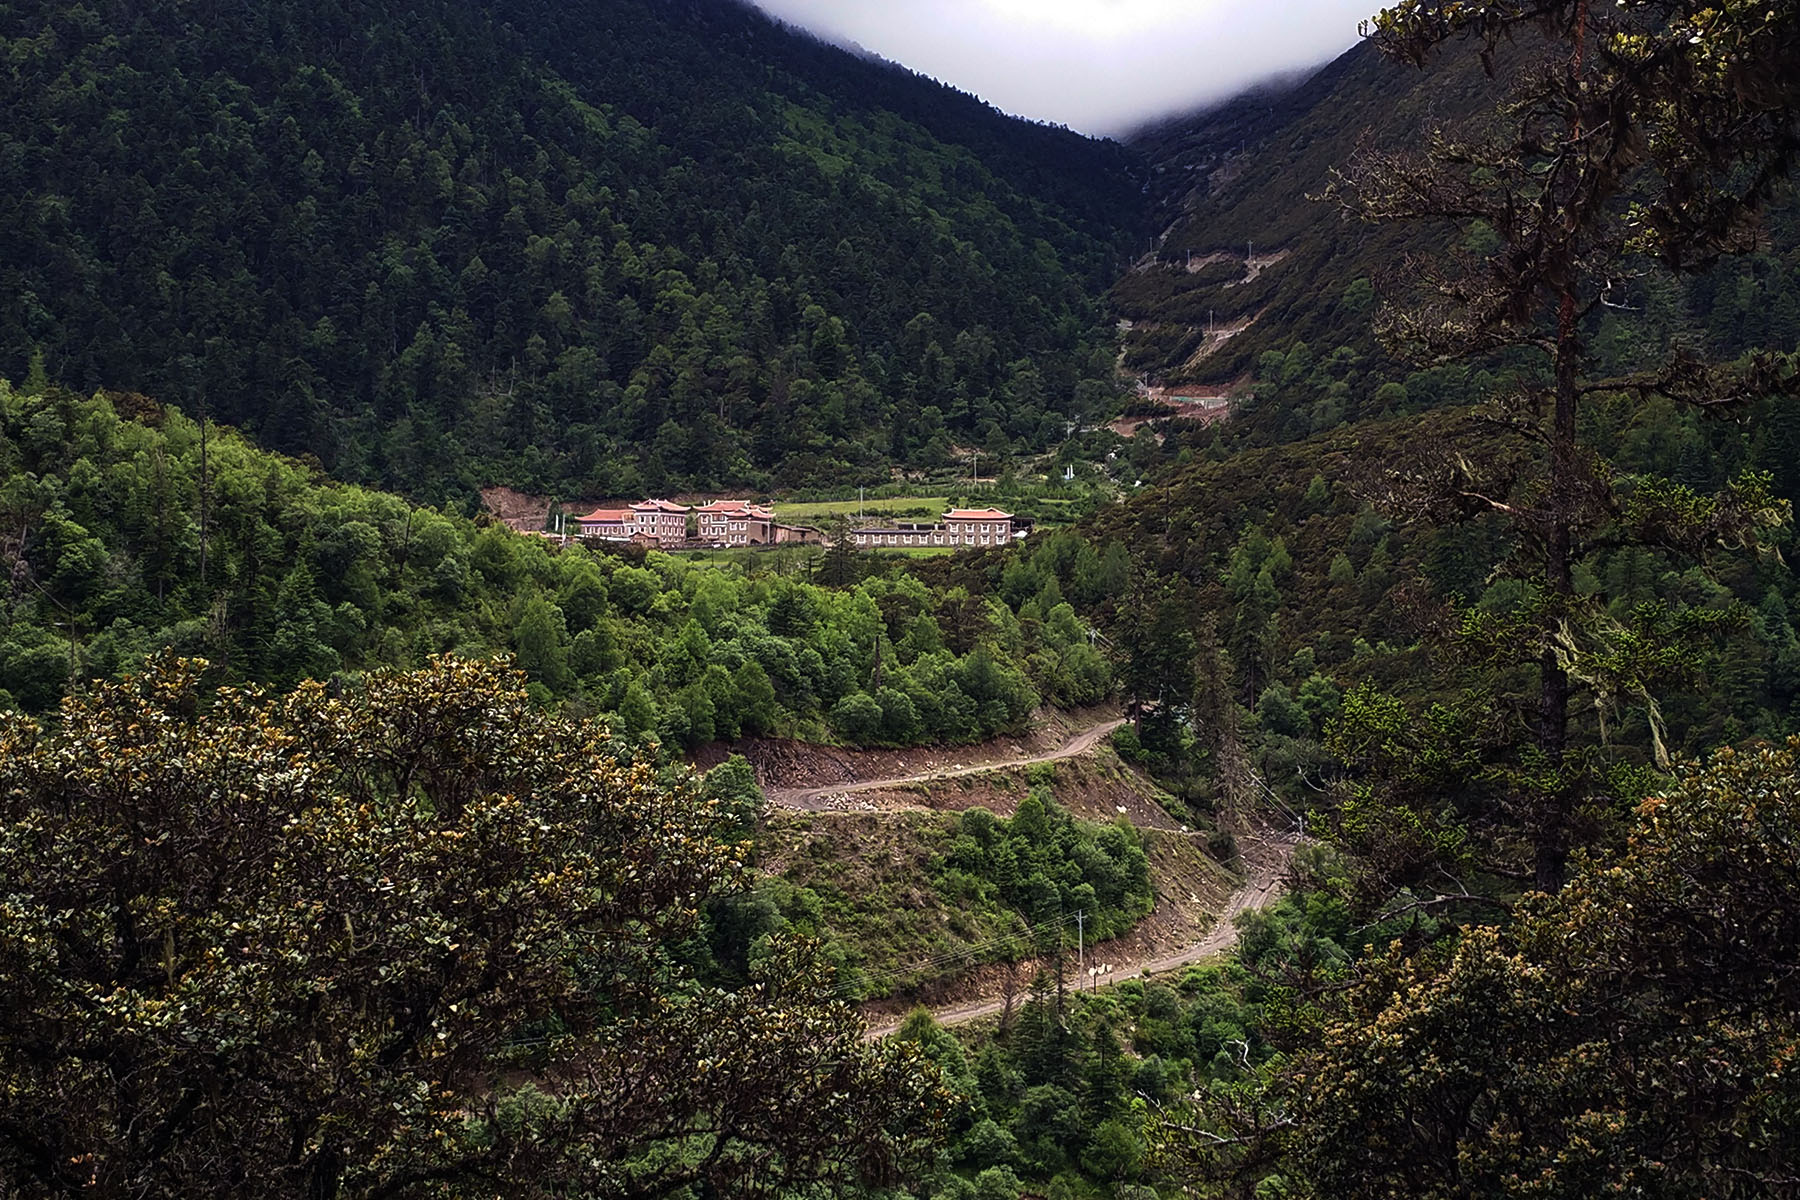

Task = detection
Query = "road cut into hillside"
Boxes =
[717,709,1302,1039]
[861,827,1301,1039]
[758,713,1128,810]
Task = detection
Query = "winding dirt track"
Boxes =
[755,712,1300,1037]
[768,717,1128,810]
[863,829,1300,1039]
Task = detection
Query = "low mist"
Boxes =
[749,0,1377,137]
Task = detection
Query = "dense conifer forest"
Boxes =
[0,0,1140,500]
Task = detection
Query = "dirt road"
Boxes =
[863,828,1300,1039]
[768,717,1127,810]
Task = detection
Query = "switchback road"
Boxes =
[769,717,1128,810]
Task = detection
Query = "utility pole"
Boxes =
[971,450,979,491]
[1075,910,1085,980]
[1053,923,1065,1022]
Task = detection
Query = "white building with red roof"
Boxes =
[695,499,776,546]
[943,508,1015,546]
[573,507,639,541]
[571,499,690,546]
[628,499,691,545]
[850,506,1017,549]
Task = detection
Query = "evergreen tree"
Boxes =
[1332,0,1799,888]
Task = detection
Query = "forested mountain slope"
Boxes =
[0,378,1118,742]
[1117,37,1800,391]
[0,0,1142,501]
[1113,41,1498,386]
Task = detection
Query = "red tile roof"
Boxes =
[697,499,774,519]
[576,508,634,524]
[945,508,1013,520]
[632,499,690,513]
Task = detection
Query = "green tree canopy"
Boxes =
[1158,738,1800,1198]
[0,655,943,1197]
[1293,737,1800,1197]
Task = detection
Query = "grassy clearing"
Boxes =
[864,546,956,559]
[754,810,1012,997]
[775,495,948,522]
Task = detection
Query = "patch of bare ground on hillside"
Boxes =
[480,486,554,532]
[1105,414,1161,438]
[694,705,1121,793]
[1183,250,1239,272]
[825,749,1187,831]
[857,829,1239,1029]
[1178,313,1263,371]
[756,808,954,907]
[1224,247,1290,287]
[1110,379,1250,438]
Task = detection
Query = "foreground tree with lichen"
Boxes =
[1323,0,1800,895]
[1160,737,1800,1197]
[1153,6,1800,1196]
[0,655,943,1197]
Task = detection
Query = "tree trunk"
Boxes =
[1535,2,1589,893]
[1536,284,1580,892]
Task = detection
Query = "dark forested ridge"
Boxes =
[0,0,1142,501]
[1117,35,1800,393]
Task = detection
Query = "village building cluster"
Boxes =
[572,499,823,548]
[571,499,1023,551]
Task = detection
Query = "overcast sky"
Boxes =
[748,0,1379,137]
